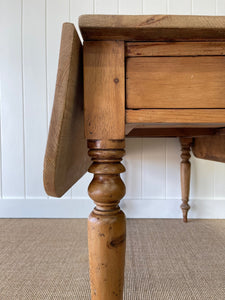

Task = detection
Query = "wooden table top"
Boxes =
[44,15,225,198]
[79,14,225,41]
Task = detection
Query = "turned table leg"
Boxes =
[180,137,193,223]
[87,140,126,300]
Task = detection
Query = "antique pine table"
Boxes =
[44,15,225,299]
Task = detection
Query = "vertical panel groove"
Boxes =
[69,0,72,199]
[1,0,25,197]
[0,0,225,217]
[165,139,167,200]
[140,138,143,199]
[213,164,215,202]
[0,92,2,199]
[0,19,2,198]
[21,0,26,198]
[45,0,49,129]
[45,0,49,200]
[69,0,71,21]
[23,0,48,197]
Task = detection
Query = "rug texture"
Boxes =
[0,219,224,299]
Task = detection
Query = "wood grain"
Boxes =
[126,56,225,108]
[126,109,225,124]
[126,41,225,57]
[193,135,225,163]
[180,137,192,223]
[79,15,225,41]
[44,23,90,197]
[87,140,126,300]
[83,41,125,140]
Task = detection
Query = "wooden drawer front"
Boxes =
[126,56,225,108]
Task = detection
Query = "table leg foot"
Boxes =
[87,140,126,300]
[180,137,192,223]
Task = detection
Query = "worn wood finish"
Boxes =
[83,41,125,140]
[126,41,225,57]
[88,140,126,300]
[193,135,225,163]
[44,14,225,300]
[79,15,225,41]
[126,56,225,109]
[83,40,126,299]
[126,128,217,137]
[180,138,193,223]
[44,23,90,197]
[126,109,225,125]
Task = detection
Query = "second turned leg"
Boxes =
[180,137,193,223]
[87,140,126,300]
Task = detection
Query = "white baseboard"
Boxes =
[0,197,224,218]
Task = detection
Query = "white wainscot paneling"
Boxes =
[166,138,181,200]
[0,0,225,218]
[72,172,92,198]
[217,0,225,14]
[168,0,192,14]
[0,0,25,198]
[119,0,143,14]
[142,138,166,200]
[122,138,142,201]
[70,0,93,36]
[214,162,225,199]
[121,199,225,219]
[190,155,214,200]
[95,0,118,14]
[143,0,168,13]
[23,0,48,198]
[0,197,93,218]
[192,0,216,15]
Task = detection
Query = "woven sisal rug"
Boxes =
[0,219,224,299]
